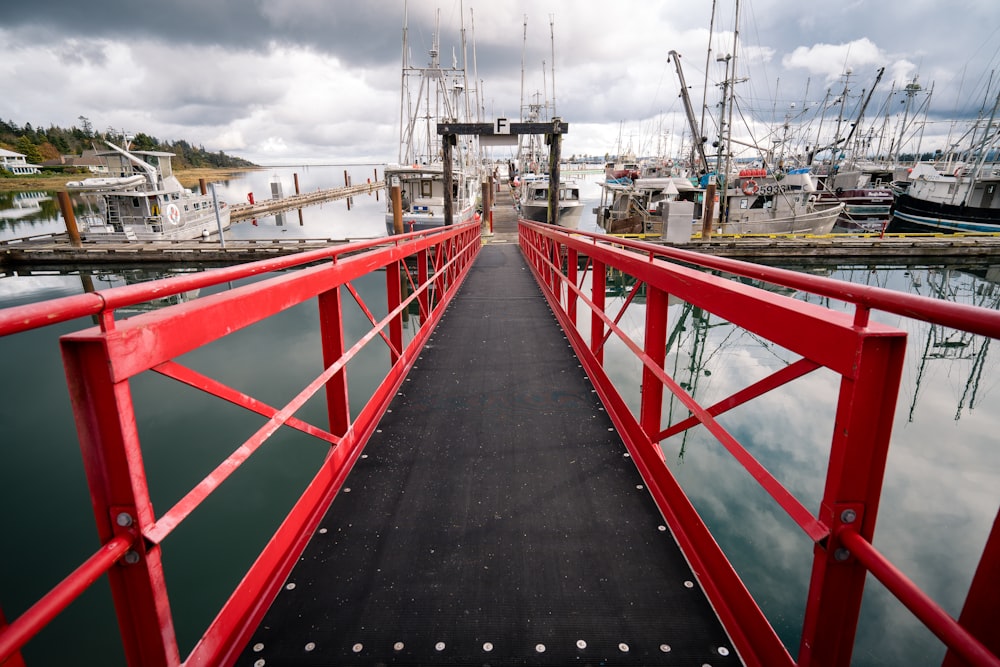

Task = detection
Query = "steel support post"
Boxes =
[60,337,179,667]
[640,285,669,438]
[318,286,351,437]
[590,258,606,365]
[798,333,906,666]
[386,260,403,367]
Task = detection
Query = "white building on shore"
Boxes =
[0,148,42,175]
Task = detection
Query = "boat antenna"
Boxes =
[518,14,527,163]
[700,0,717,144]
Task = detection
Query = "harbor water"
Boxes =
[1,167,998,666]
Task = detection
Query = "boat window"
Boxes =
[420,180,433,198]
[534,188,547,200]
[749,196,770,210]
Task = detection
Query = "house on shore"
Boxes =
[41,150,110,174]
[0,148,42,175]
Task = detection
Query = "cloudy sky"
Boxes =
[2,0,999,165]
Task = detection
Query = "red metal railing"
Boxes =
[0,222,480,666]
[519,220,1000,667]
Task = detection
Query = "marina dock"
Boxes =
[5,187,1000,269]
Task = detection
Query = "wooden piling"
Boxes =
[57,191,83,247]
[442,134,454,226]
[702,182,716,241]
[390,183,404,235]
[293,173,300,195]
[199,178,207,195]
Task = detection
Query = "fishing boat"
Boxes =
[669,46,843,236]
[516,172,585,229]
[66,141,230,241]
[384,8,480,235]
[595,176,689,235]
[889,162,1000,233]
[512,15,583,229]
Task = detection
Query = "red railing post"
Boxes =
[798,332,907,666]
[418,247,430,319]
[943,508,1000,666]
[640,285,669,439]
[386,259,403,367]
[60,336,180,667]
[590,258,606,365]
[567,247,578,326]
[318,286,351,437]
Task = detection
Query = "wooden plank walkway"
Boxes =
[237,193,741,666]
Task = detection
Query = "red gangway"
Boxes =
[0,216,997,666]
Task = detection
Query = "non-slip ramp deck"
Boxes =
[240,242,739,666]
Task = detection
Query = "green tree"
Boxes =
[14,135,42,164]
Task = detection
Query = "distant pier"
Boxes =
[230,179,384,222]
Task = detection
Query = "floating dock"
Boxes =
[4,185,1000,269]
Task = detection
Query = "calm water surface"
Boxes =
[1,168,997,666]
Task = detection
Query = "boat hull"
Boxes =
[888,193,1000,234]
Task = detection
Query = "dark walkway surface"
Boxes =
[239,203,738,666]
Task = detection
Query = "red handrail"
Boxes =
[519,220,1000,667]
[0,222,480,666]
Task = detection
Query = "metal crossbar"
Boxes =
[519,220,1000,667]
[0,222,480,666]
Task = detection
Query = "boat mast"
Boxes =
[398,1,408,163]
[549,14,557,118]
[668,50,709,173]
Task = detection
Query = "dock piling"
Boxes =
[56,191,82,248]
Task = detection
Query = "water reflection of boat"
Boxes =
[67,141,230,241]
[904,266,999,421]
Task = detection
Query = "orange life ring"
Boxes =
[742,179,759,195]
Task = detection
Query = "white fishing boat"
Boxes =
[512,15,582,229]
[67,141,230,241]
[384,7,481,235]
[516,173,585,229]
[669,43,843,236]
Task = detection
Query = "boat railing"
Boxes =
[519,220,1000,667]
[0,221,481,666]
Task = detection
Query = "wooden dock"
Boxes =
[230,179,384,221]
[4,184,1000,269]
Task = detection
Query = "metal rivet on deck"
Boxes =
[576,640,587,650]
[608,427,614,432]
[483,642,493,652]
[684,580,694,588]
[435,641,446,651]
[718,646,730,656]
[304,642,315,652]
[376,429,382,433]
[343,487,351,493]
[636,484,644,490]
[658,525,667,532]
[252,643,265,652]
[623,452,630,457]
[352,643,363,653]
[285,582,296,590]
[319,528,328,534]
[254,660,265,667]
[393,642,404,651]
[535,644,546,653]
[660,644,671,652]
[361,454,368,458]
[619,642,630,652]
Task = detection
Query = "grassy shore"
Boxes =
[0,167,263,193]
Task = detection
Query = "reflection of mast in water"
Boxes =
[906,267,999,422]
[665,301,729,461]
